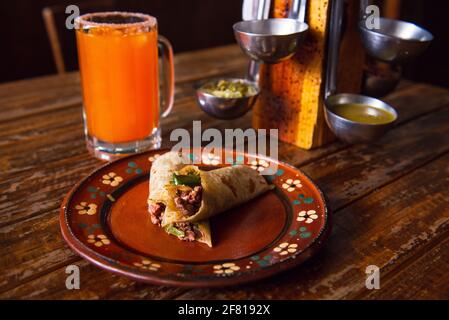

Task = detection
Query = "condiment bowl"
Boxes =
[233,19,309,64]
[324,93,398,144]
[359,18,433,63]
[196,78,259,120]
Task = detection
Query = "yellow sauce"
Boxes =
[333,104,395,124]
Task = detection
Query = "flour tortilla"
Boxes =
[163,164,273,225]
[148,151,189,202]
[148,151,212,246]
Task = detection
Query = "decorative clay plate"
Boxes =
[60,149,331,287]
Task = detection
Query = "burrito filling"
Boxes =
[148,202,165,226]
[164,222,203,242]
[174,186,203,217]
[171,171,203,217]
[149,170,204,242]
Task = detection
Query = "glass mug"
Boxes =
[75,12,174,161]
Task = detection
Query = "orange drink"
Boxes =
[75,12,174,161]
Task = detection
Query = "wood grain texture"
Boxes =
[0,44,448,299]
[362,233,449,299]
[177,150,449,300]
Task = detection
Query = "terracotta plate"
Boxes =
[60,149,331,287]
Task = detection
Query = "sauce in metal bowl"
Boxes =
[332,103,396,125]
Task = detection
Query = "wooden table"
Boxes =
[1,45,448,299]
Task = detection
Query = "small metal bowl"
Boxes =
[359,18,433,63]
[196,78,259,120]
[324,93,398,144]
[233,19,309,64]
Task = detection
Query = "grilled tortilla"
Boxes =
[162,164,273,225]
[148,151,212,246]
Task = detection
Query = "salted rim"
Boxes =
[75,11,156,29]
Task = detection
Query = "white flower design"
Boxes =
[75,202,97,215]
[102,172,123,187]
[250,159,270,172]
[133,259,161,271]
[202,153,221,165]
[213,263,240,274]
[87,234,110,247]
[148,154,161,162]
[282,178,302,192]
[297,210,318,224]
[273,242,298,255]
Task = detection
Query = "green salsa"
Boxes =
[200,79,257,98]
[333,103,396,124]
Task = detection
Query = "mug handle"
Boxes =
[158,35,175,118]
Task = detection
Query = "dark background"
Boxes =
[0,0,448,87]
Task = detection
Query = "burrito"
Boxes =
[151,161,273,226]
[148,152,212,246]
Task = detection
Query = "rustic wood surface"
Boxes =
[0,44,448,299]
